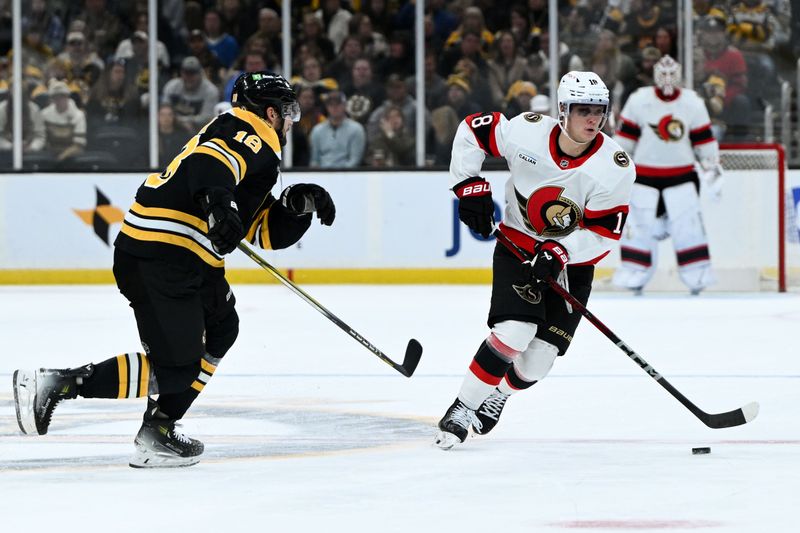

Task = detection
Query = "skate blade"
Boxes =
[129,450,201,469]
[434,430,462,450]
[13,370,38,435]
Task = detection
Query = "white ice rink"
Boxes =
[1,284,798,532]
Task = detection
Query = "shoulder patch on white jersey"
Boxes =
[613,151,631,167]
[523,112,543,123]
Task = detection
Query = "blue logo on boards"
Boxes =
[445,199,502,257]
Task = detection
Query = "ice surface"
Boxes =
[1,285,798,532]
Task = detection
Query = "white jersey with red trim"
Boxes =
[450,111,636,265]
[615,87,719,175]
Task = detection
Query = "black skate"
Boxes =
[474,388,510,435]
[434,398,480,450]
[129,398,204,468]
[13,366,92,435]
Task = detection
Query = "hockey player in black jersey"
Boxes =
[12,72,336,468]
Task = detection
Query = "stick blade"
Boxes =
[703,401,760,429]
[398,339,423,378]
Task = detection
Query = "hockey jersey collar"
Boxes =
[655,87,681,102]
[548,125,604,170]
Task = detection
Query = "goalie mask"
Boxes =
[557,71,609,142]
[654,55,682,96]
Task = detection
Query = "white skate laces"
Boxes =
[478,391,510,421]
[451,402,481,433]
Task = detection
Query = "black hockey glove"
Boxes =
[523,240,569,289]
[198,188,244,255]
[280,183,336,226]
[454,176,494,238]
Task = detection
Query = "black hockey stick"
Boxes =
[237,241,422,377]
[493,228,759,429]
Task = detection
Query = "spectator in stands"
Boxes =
[295,84,325,166]
[23,0,65,55]
[119,30,167,102]
[363,0,397,37]
[654,26,678,59]
[503,80,537,118]
[430,75,480,165]
[157,103,188,168]
[316,0,353,53]
[115,15,170,72]
[415,49,447,111]
[202,8,239,69]
[18,23,55,74]
[349,13,389,61]
[624,45,661,101]
[727,0,782,102]
[378,31,415,79]
[223,51,268,102]
[454,57,493,110]
[41,80,86,164]
[161,56,219,135]
[309,90,365,168]
[693,47,727,140]
[444,6,494,55]
[187,29,225,88]
[527,30,584,90]
[590,29,637,115]
[508,5,530,55]
[72,0,124,61]
[245,8,282,64]
[325,35,364,88]
[0,86,46,156]
[85,59,141,133]
[367,73,428,141]
[530,93,551,114]
[366,104,415,167]
[439,29,489,79]
[488,31,533,110]
[342,58,386,126]
[298,12,336,63]
[699,15,750,136]
[56,31,104,86]
[219,0,257,48]
[291,55,339,101]
[619,0,671,54]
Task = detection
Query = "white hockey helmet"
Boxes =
[654,55,682,96]
[557,71,609,130]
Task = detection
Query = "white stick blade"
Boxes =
[742,401,760,423]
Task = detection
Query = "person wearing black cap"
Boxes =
[13,72,336,468]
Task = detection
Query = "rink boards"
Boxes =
[0,169,798,290]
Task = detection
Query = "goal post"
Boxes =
[719,143,788,292]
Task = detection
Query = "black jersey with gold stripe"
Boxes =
[115,107,307,270]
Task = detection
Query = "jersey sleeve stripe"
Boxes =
[245,208,273,250]
[205,138,248,182]
[689,124,714,145]
[124,210,217,254]
[580,205,629,240]
[130,202,207,231]
[617,118,641,139]
[195,145,240,184]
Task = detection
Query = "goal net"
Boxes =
[596,143,798,292]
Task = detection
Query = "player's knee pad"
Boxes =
[514,339,558,382]
[627,184,660,237]
[205,309,239,359]
[489,320,538,360]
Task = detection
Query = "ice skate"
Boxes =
[13,366,92,435]
[129,398,204,468]
[474,388,510,435]
[434,398,480,450]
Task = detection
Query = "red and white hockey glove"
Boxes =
[524,240,569,289]
[454,177,493,238]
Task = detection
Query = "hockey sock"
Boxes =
[457,336,517,409]
[79,352,154,399]
[156,353,221,420]
[497,366,537,395]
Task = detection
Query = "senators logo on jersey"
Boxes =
[649,115,685,141]
[516,186,582,237]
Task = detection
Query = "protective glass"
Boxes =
[281,101,301,123]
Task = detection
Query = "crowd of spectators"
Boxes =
[0,0,797,170]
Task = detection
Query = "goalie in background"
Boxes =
[612,55,723,295]
[12,72,336,468]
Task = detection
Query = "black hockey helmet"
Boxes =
[231,71,301,122]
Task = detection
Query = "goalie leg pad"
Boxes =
[663,182,715,291]
[613,183,660,289]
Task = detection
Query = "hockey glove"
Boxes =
[280,184,336,226]
[523,240,569,289]
[198,188,245,255]
[454,177,494,238]
[699,163,724,203]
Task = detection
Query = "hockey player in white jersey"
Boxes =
[612,55,723,295]
[435,72,636,449]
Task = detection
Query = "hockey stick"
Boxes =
[492,228,759,429]
[236,241,422,377]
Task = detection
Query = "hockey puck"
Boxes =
[692,447,711,455]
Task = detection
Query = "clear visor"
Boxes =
[281,101,301,123]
